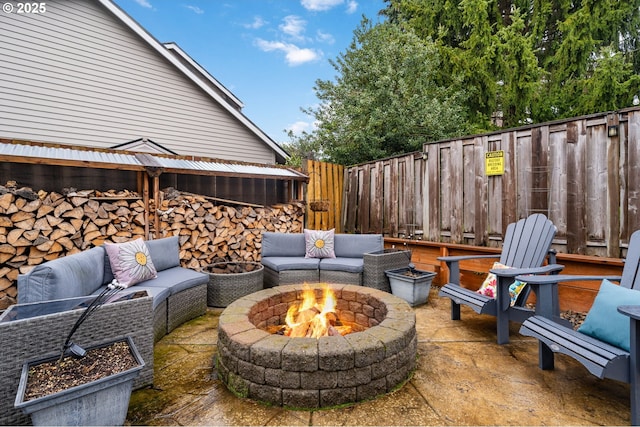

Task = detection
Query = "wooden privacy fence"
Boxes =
[343,107,640,258]
[304,160,344,232]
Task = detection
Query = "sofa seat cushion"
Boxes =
[261,257,320,272]
[18,246,107,304]
[319,257,364,273]
[142,267,209,295]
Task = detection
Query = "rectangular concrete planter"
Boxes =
[14,336,144,426]
[385,267,437,307]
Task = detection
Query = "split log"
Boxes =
[53,201,73,217]
[0,193,14,210]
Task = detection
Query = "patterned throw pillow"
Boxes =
[509,279,528,306]
[476,261,528,306]
[304,228,336,259]
[476,262,510,299]
[105,238,158,288]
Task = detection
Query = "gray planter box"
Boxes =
[14,336,144,426]
[385,267,437,307]
[0,293,153,426]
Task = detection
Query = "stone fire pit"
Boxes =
[216,283,417,409]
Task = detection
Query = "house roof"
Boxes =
[98,0,289,162]
[0,139,307,181]
[163,42,244,111]
[111,138,178,155]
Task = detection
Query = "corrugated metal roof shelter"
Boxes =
[0,139,307,207]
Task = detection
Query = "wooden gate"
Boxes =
[304,160,344,232]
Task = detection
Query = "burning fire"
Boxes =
[283,285,354,338]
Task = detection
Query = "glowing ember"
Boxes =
[275,285,361,338]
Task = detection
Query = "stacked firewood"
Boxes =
[155,192,304,270]
[0,183,305,310]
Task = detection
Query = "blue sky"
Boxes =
[112,0,386,144]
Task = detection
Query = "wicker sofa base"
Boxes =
[153,299,168,342]
[0,293,154,426]
[363,249,412,292]
[166,283,207,333]
[264,267,319,287]
[319,269,361,285]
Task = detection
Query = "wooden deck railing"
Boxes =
[384,237,624,313]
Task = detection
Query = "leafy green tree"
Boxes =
[281,130,323,168]
[291,18,470,165]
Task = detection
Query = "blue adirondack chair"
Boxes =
[519,229,640,425]
[438,213,563,344]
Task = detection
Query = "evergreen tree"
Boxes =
[384,0,640,126]
[290,19,470,165]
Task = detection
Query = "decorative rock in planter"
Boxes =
[202,261,264,307]
[14,336,144,426]
[385,265,437,307]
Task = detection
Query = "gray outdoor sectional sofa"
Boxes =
[260,231,411,289]
[17,235,208,343]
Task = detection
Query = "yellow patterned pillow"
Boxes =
[304,229,336,259]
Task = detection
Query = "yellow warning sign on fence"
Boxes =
[485,151,504,176]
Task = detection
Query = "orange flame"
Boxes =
[285,285,338,338]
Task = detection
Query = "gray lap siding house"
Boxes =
[0,0,287,164]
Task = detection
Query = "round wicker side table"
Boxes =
[202,262,264,307]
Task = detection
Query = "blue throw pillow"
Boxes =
[577,279,640,351]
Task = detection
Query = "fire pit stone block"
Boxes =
[283,389,320,408]
[282,338,320,371]
[345,333,386,367]
[250,335,289,368]
[320,387,357,407]
[265,368,300,388]
[318,336,355,370]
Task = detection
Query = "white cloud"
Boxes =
[255,39,321,66]
[279,15,307,40]
[346,0,358,14]
[316,30,335,44]
[301,0,344,12]
[134,0,152,8]
[185,5,204,14]
[286,121,314,135]
[244,16,267,29]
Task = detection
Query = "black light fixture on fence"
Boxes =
[608,124,619,137]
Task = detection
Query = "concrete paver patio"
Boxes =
[126,287,630,426]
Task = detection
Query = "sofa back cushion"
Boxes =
[145,236,181,271]
[261,232,306,257]
[334,234,383,258]
[17,246,106,303]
